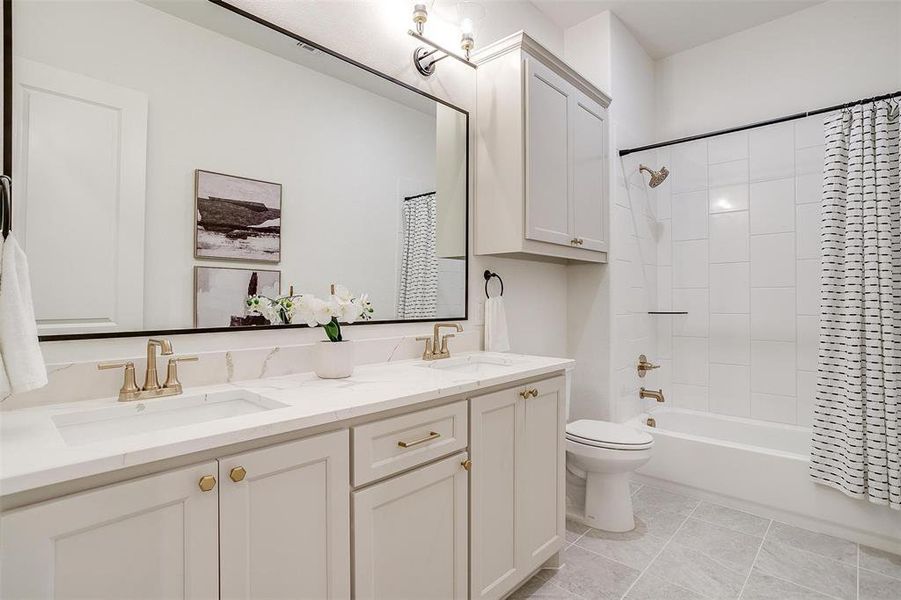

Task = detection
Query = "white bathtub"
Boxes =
[628,408,901,554]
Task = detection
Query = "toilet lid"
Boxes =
[566,419,653,449]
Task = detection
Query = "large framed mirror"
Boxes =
[3,0,468,341]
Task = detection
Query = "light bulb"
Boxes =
[460,17,473,35]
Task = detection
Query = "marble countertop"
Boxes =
[0,352,573,497]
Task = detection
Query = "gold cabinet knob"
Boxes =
[198,475,217,492]
[530,388,539,397]
[519,389,530,399]
[461,459,472,471]
[229,466,247,482]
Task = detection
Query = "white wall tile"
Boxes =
[797,315,818,372]
[751,392,797,424]
[673,337,708,386]
[657,189,672,220]
[795,172,823,205]
[656,220,672,266]
[796,203,821,259]
[671,383,709,411]
[657,266,673,311]
[710,263,750,313]
[672,289,709,337]
[751,287,796,341]
[673,240,708,288]
[709,159,749,187]
[709,364,751,417]
[795,114,825,149]
[751,233,795,287]
[750,178,795,234]
[796,259,820,315]
[797,371,816,427]
[710,314,750,365]
[708,131,749,164]
[709,184,749,213]
[671,190,709,240]
[671,140,708,193]
[795,145,825,176]
[709,211,749,263]
[750,123,794,182]
[751,341,796,396]
[657,319,673,359]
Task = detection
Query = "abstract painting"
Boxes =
[194,266,280,328]
[194,170,281,262]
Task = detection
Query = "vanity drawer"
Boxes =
[352,400,468,486]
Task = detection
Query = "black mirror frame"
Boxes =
[2,0,469,342]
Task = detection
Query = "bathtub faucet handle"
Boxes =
[639,387,665,403]
[637,354,660,378]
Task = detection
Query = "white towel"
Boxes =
[484,296,510,353]
[0,235,47,398]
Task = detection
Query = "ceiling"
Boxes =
[529,0,823,59]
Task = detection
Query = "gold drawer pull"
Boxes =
[229,466,247,482]
[398,431,441,448]
[461,459,472,471]
[198,475,217,492]
[519,388,539,399]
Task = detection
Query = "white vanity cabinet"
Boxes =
[0,461,220,599]
[219,432,350,600]
[470,376,567,600]
[0,430,350,600]
[473,32,611,263]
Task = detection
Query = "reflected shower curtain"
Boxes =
[811,99,900,509]
[397,192,438,319]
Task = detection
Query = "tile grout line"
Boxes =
[752,570,845,600]
[737,518,773,599]
[617,500,709,600]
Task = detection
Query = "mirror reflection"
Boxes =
[11,0,468,337]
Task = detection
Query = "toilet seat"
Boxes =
[566,419,653,451]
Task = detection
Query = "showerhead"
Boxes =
[639,164,669,188]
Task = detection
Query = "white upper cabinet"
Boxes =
[474,32,611,263]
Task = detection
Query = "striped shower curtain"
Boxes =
[811,100,900,510]
[397,192,438,319]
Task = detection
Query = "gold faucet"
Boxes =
[416,322,463,361]
[98,338,197,402]
[637,354,660,377]
[639,387,665,403]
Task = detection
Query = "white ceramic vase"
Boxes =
[314,340,355,379]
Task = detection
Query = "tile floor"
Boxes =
[511,483,901,600]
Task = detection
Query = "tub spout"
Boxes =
[640,387,665,402]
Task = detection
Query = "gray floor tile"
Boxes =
[859,544,901,580]
[565,518,589,543]
[754,539,856,600]
[574,520,669,570]
[632,486,700,539]
[739,569,833,600]
[691,502,771,537]
[543,544,641,600]
[765,521,858,565]
[624,572,706,600]
[645,541,747,599]
[509,572,580,599]
[630,481,644,496]
[673,518,763,575]
[859,568,901,600]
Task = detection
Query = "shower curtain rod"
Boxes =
[618,89,901,157]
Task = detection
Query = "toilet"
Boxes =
[565,419,654,532]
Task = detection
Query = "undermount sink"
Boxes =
[416,354,523,375]
[52,390,287,446]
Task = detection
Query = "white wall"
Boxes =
[656,1,901,140]
[564,12,659,422]
[9,0,569,380]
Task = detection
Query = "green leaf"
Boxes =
[323,318,342,342]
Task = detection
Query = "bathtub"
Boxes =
[627,408,901,554]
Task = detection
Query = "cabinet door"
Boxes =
[0,461,219,599]
[517,376,566,571]
[470,388,522,600]
[571,92,609,252]
[220,430,350,600]
[353,452,468,600]
[525,57,574,247]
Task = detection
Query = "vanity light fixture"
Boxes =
[408,2,479,76]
